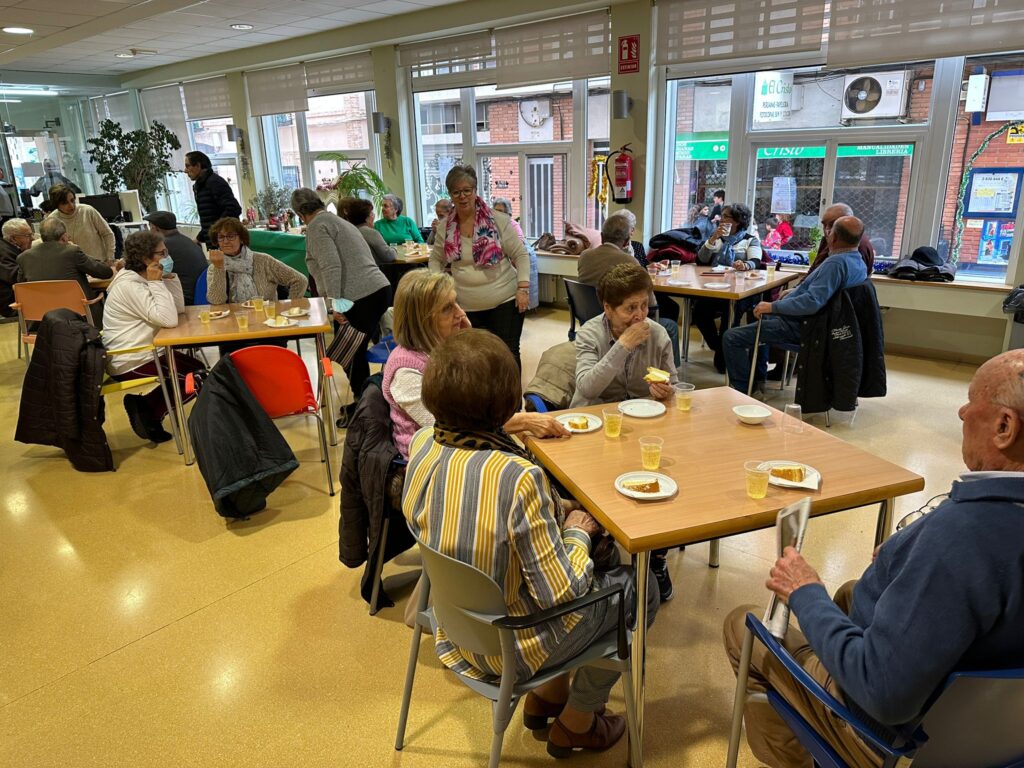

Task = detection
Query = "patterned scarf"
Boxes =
[442,197,504,268]
[224,245,261,304]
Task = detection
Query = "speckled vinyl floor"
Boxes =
[0,309,976,767]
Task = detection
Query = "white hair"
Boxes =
[2,218,30,239]
[609,209,636,230]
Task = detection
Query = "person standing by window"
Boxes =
[184,151,242,247]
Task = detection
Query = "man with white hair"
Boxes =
[724,348,1024,767]
[0,218,33,318]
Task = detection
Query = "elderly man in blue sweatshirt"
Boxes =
[724,348,1024,768]
[722,216,868,393]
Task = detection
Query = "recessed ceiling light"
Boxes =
[2,27,34,35]
[230,23,254,30]
[115,52,134,58]
[0,99,22,103]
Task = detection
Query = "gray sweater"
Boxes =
[359,225,397,265]
[570,315,677,407]
[305,211,389,302]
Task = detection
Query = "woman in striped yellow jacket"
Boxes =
[403,329,658,758]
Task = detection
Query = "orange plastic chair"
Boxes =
[11,280,103,365]
[229,345,335,496]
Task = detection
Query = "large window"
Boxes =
[414,89,464,222]
[189,117,241,203]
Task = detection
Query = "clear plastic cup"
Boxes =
[674,382,695,411]
[198,309,211,324]
[264,301,277,319]
[603,409,623,438]
[745,460,770,499]
[639,437,663,470]
[670,260,681,276]
[236,313,249,331]
[252,296,264,312]
[783,403,804,433]
[766,264,777,282]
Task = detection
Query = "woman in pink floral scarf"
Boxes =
[428,164,531,369]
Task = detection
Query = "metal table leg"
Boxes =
[631,550,650,768]
[746,320,763,396]
[726,299,737,384]
[681,297,692,362]
[316,332,338,446]
[166,349,193,465]
[709,539,721,568]
[874,497,895,547]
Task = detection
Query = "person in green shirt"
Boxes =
[374,194,424,245]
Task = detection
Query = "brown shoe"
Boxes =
[523,694,605,731]
[546,711,626,758]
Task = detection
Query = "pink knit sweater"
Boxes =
[382,345,431,459]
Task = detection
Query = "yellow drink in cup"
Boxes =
[252,297,264,312]
[603,409,623,438]
[198,309,211,324]
[674,382,695,411]
[744,460,770,499]
[264,302,277,319]
[639,437,663,470]
[236,313,249,331]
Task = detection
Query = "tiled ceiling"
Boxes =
[0,0,463,76]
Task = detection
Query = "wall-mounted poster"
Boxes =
[964,168,1023,219]
[978,219,1015,265]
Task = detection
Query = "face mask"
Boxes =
[331,298,353,314]
[160,255,174,275]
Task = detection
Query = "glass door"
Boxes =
[477,151,568,240]
[832,143,914,260]
[751,144,828,251]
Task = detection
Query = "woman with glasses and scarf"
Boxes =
[428,164,531,369]
[205,217,307,306]
[692,202,767,374]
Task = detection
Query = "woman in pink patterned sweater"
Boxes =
[383,270,568,459]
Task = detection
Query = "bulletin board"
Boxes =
[963,167,1023,219]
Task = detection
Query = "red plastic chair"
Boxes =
[229,345,335,496]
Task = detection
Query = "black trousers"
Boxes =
[653,291,681,323]
[343,284,392,402]
[465,299,525,370]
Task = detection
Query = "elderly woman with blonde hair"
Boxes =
[382,269,566,460]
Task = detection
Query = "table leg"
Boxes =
[727,299,737,385]
[316,332,338,446]
[681,297,692,362]
[874,497,895,547]
[631,550,650,768]
[709,539,721,568]
[167,349,193,465]
[746,319,763,396]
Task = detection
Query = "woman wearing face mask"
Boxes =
[204,217,307,305]
[102,230,205,443]
[692,203,767,373]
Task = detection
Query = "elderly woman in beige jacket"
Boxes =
[47,184,115,263]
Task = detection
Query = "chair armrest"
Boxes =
[106,344,156,356]
[744,613,915,757]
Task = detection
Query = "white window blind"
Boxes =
[88,97,105,132]
[246,64,309,117]
[305,52,374,97]
[828,0,1024,69]
[183,76,232,120]
[657,0,826,72]
[97,92,136,130]
[398,31,496,91]
[141,84,188,166]
[495,11,611,89]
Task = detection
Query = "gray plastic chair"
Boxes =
[563,278,604,341]
[395,539,639,768]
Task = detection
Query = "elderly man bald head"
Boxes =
[808,202,874,275]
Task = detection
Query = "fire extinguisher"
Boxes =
[605,143,634,205]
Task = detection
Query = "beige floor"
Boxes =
[0,309,976,768]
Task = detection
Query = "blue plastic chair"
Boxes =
[523,393,549,413]
[730,612,1024,768]
[367,334,396,365]
[192,269,209,306]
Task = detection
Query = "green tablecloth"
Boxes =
[249,229,307,277]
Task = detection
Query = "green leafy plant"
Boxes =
[248,181,293,221]
[806,223,824,263]
[86,119,181,213]
[315,152,389,209]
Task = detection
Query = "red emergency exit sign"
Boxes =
[618,35,639,74]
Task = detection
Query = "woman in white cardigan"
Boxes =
[103,230,204,444]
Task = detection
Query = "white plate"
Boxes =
[618,399,666,418]
[703,281,731,290]
[615,472,678,501]
[263,317,297,328]
[239,300,261,309]
[666,279,691,287]
[555,412,602,434]
[208,310,230,320]
[282,307,309,317]
[711,266,728,273]
[758,460,822,490]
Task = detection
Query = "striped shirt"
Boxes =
[403,427,594,681]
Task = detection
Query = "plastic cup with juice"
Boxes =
[236,313,249,331]
[745,460,770,499]
[252,296,264,312]
[603,408,623,438]
[639,437,663,470]
[674,382,695,411]
[198,309,211,324]
[264,301,277,319]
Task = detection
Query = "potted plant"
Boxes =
[248,181,293,222]
[806,223,823,264]
[86,119,181,214]
[315,152,389,209]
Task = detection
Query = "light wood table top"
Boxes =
[525,387,924,554]
[153,297,331,347]
[394,245,430,264]
[650,264,799,300]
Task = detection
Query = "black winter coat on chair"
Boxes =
[15,308,113,472]
[339,377,415,608]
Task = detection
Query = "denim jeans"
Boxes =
[722,314,801,392]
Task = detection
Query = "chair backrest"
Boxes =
[417,539,508,658]
[564,279,603,324]
[229,345,318,419]
[911,669,1024,767]
[13,280,91,324]
[192,269,209,306]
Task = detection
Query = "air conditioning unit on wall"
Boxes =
[841,71,909,119]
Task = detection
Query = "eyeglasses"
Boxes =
[450,188,475,198]
[154,248,168,256]
[217,234,240,241]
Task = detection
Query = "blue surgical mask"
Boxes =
[160,255,174,275]
[331,297,353,314]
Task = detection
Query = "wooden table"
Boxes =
[650,264,800,363]
[394,244,430,264]
[524,387,924,767]
[153,297,335,465]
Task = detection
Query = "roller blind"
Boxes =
[495,11,611,89]
[827,0,1024,69]
[246,64,309,116]
[656,0,826,71]
[398,31,496,91]
[141,84,188,166]
[305,52,374,96]
[88,97,105,132]
[101,92,135,130]
[183,76,232,120]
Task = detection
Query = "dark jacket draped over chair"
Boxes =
[794,281,886,414]
[15,308,113,472]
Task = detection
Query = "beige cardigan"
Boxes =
[48,204,115,263]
